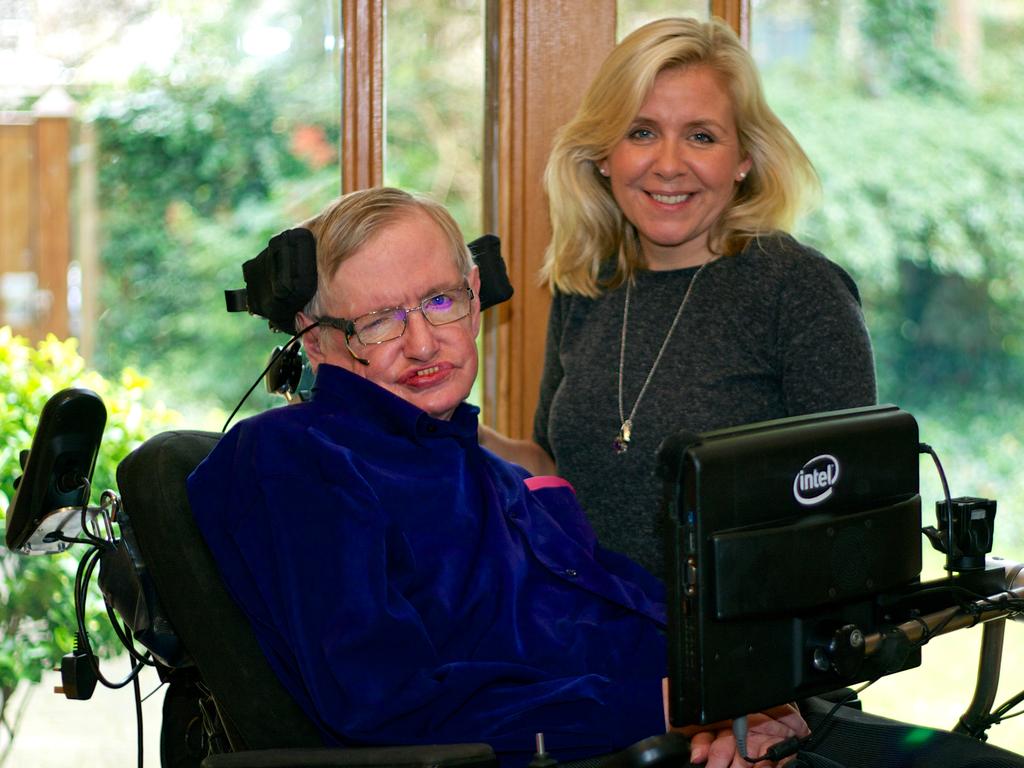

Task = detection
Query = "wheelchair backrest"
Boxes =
[116,429,324,751]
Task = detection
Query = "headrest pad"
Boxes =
[238,228,317,335]
[225,229,511,336]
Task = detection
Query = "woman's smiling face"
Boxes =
[601,65,752,270]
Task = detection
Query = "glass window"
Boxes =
[2,0,342,420]
[384,0,483,238]
[751,0,1024,751]
[618,0,708,39]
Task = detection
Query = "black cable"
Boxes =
[140,679,167,704]
[61,496,155,671]
[73,546,100,645]
[903,584,1024,621]
[919,442,954,576]
[993,691,1024,719]
[222,322,317,432]
[47,533,98,547]
[733,685,876,764]
[105,600,155,666]
[892,583,1023,654]
[40,476,115,550]
[133,670,144,768]
[72,543,147,689]
[77,477,113,550]
[797,679,881,756]
[972,688,1024,733]
[914,443,1024,741]
[52,502,155,768]
[996,709,1024,722]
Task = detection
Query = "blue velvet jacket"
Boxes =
[187,364,667,765]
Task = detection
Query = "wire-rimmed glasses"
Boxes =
[316,283,474,362]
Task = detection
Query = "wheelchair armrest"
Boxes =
[200,744,497,768]
[599,733,691,768]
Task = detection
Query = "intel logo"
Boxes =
[793,454,841,506]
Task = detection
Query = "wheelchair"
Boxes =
[9,391,1024,768]
[7,231,1024,767]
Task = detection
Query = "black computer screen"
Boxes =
[658,404,923,726]
[5,387,105,554]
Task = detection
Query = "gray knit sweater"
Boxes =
[533,233,877,577]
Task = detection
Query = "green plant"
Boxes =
[0,327,179,762]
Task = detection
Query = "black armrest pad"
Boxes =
[201,744,497,768]
[599,734,691,768]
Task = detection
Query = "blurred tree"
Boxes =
[787,93,1024,403]
[758,1,1024,407]
[860,0,959,96]
[89,74,334,410]
[82,0,341,412]
[384,0,484,236]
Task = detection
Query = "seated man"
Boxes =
[187,187,806,767]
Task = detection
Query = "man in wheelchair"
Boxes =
[186,186,807,766]
[10,186,1024,768]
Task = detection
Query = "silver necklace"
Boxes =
[614,261,711,454]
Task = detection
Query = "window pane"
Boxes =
[383,0,483,238]
[2,0,342,418]
[618,0,709,39]
[752,0,1024,751]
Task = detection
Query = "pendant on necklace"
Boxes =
[613,419,632,454]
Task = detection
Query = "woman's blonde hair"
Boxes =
[300,187,472,319]
[542,16,818,296]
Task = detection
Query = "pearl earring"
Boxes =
[737,171,747,181]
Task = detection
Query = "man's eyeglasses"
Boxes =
[317,283,475,349]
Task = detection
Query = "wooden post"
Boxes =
[0,117,34,336]
[341,0,384,193]
[32,87,76,341]
[711,0,750,44]
[76,120,100,360]
[485,0,617,438]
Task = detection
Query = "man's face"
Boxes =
[304,210,481,421]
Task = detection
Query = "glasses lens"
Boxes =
[354,310,405,345]
[422,288,470,326]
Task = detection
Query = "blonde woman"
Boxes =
[483,17,875,577]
